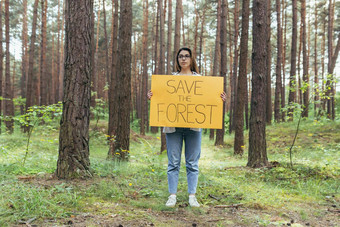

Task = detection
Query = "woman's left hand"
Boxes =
[220,91,226,102]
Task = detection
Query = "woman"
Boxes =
[148,47,226,207]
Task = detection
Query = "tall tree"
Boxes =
[234,0,250,155]
[0,0,3,134]
[4,0,14,133]
[110,0,132,160]
[210,0,221,140]
[20,0,28,113]
[274,0,282,122]
[229,0,239,133]
[57,0,94,179]
[215,0,227,146]
[140,0,149,135]
[173,0,182,71]
[166,0,172,75]
[102,0,109,84]
[92,2,101,107]
[247,0,269,168]
[301,0,309,117]
[25,0,39,123]
[40,0,48,106]
[288,0,297,121]
[326,0,339,120]
[108,0,119,157]
[281,0,286,122]
[198,7,206,73]
[265,0,272,124]
[55,0,61,103]
[314,0,319,116]
[159,0,167,152]
[150,0,160,134]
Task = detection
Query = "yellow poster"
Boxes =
[149,75,224,129]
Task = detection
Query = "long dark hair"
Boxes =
[175,47,199,74]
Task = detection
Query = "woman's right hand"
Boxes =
[147,90,153,100]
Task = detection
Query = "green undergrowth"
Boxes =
[0,118,339,226]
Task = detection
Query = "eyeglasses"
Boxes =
[178,54,191,60]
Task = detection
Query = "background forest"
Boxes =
[0,0,339,226]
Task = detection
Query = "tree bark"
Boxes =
[301,0,309,118]
[56,0,94,179]
[151,0,160,134]
[25,0,39,128]
[210,0,221,141]
[247,0,269,168]
[288,0,297,120]
[20,0,28,114]
[215,0,227,146]
[102,0,110,84]
[0,0,3,134]
[173,0,182,71]
[313,0,319,116]
[230,0,239,133]
[140,0,149,135]
[4,0,14,133]
[326,0,335,120]
[108,0,119,157]
[111,0,132,160]
[40,0,48,106]
[265,0,272,124]
[274,0,282,122]
[166,0,172,75]
[234,0,250,155]
[55,0,61,103]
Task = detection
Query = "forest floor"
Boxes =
[0,118,339,226]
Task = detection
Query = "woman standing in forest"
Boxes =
[148,47,226,207]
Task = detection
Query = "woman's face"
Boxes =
[178,50,191,70]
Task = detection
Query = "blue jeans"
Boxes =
[166,128,202,194]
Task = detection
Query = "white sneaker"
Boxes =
[165,195,176,207]
[189,195,200,207]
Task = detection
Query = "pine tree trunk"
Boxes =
[314,0,319,116]
[288,0,297,120]
[110,0,132,160]
[215,0,227,146]
[166,0,172,75]
[0,0,3,134]
[151,0,160,134]
[301,0,309,118]
[140,0,149,136]
[198,9,205,73]
[102,0,110,84]
[20,0,28,114]
[4,0,13,133]
[298,25,303,106]
[57,0,94,179]
[108,0,119,148]
[55,0,61,103]
[265,0,272,124]
[247,0,269,168]
[281,0,286,122]
[159,0,167,153]
[210,0,221,140]
[274,0,282,122]
[234,0,250,155]
[230,0,239,133]
[92,5,101,108]
[25,0,39,125]
[51,35,55,104]
[173,0,182,71]
[326,0,335,120]
[40,0,48,106]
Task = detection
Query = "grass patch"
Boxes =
[0,118,339,226]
